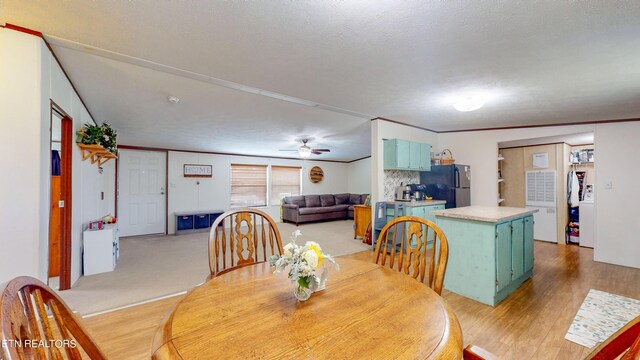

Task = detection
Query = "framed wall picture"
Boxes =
[184,164,213,178]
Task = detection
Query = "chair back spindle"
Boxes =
[208,209,284,278]
[373,216,449,295]
[1,276,107,360]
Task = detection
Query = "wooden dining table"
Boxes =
[151,259,464,359]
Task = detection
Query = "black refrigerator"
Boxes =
[420,164,471,209]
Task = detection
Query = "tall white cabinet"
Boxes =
[83,224,119,276]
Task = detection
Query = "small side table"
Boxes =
[353,205,372,240]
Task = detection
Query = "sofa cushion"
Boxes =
[334,193,350,205]
[361,194,369,204]
[305,195,321,208]
[284,195,306,208]
[299,206,335,215]
[349,194,362,205]
[332,204,349,211]
[320,194,335,207]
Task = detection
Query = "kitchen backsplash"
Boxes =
[383,170,420,200]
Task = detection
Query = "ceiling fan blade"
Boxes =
[278,149,298,152]
[311,149,330,152]
[311,150,324,155]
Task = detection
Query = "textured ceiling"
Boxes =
[2,1,640,160]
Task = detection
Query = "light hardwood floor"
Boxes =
[82,241,640,359]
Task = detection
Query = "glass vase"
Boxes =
[293,284,312,301]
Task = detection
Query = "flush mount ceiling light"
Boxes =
[167,95,180,104]
[453,96,484,112]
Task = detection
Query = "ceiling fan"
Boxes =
[279,139,330,158]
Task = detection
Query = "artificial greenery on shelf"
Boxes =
[76,123,117,154]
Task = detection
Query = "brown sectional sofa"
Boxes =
[281,193,368,225]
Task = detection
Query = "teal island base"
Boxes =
[431,206,537,307]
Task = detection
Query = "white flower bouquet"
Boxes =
[269,230,339,301]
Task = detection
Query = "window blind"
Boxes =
[271,166,301,205]
[230,164,267,208]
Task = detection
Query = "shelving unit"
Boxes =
[498,154,505,206]
[77,143,117,167]
[566,146,595,246]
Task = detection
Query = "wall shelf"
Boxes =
[77,143,117,167]
[498,153,505,205]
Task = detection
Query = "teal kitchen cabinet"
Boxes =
[383,139,410,169]
[510,218,525,281]
[524,216,534,273]
[495,222,512,293]
[385,202,445,223]
[420,143,431,171]
[409,141,421,169]
[431,207,537,306]
[406,203,444,223]
[383,139,431,171]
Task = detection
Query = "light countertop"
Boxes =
[430,206,538,223]
[385,200,447,207]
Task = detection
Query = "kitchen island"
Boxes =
[431,206,538,306]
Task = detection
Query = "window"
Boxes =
[230,164,267,208]
[271,166,302,205]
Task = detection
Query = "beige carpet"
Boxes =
[58,220,370,315]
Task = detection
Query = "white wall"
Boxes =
[0,28,115,285]
[593,122,640,269]
[44,42,116,285]
[347,157,371,195]
[0,29,45,283]
[371,119,438,204]
[437,125,594,206]
[167,151,349,234]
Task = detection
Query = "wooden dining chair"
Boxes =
[463,344,498,360]
[363,221,373,245]
[373,216,449,295]
[584,314,640,360]
[208,208,284,279]
[0,276,106,360]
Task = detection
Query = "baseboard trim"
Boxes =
[81,288,196,318]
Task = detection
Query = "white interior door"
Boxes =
[118,150,166,237]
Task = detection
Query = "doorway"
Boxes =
[498,132,595,246]
[49,102,73,290]
[118,149,167,237]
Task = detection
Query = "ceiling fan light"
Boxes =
[298,146,312,158]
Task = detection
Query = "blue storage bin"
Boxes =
[194,214,210,229]
[177,215,194,231]
[210,213,223,226]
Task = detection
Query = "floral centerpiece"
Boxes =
[269,230,339,301]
